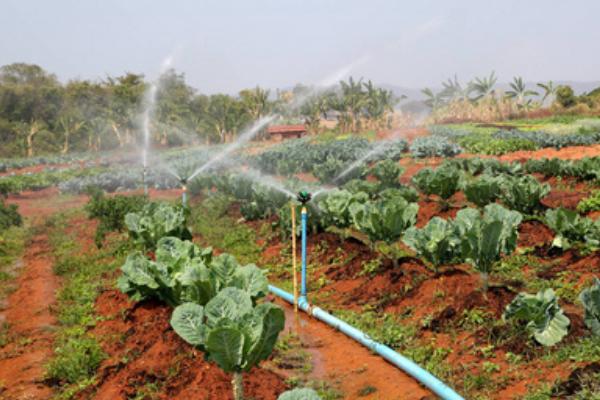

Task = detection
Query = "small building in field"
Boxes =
[267,124,307,141]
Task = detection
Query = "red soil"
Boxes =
[276,300,433,400]
[0,234,58,400]
[86,290,287,400]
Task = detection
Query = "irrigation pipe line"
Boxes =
[269,285,464,400]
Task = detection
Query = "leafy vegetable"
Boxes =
[371,160,404,187]
[464,175,503,208]
[579,278,600,336]
[412,166,462,209]
[125,202,192,250]
[544,208,599,249]
[403,217,459,271]
[503,289,570,346]
[319,189,369,229]
[349,197,418,246]
[278,388,322,400]
[170,289,285,400]
[457,204,522,290]
[499,175,550,214]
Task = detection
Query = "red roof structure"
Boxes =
[267,124,307,140]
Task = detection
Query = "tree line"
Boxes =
[0,63,399,158]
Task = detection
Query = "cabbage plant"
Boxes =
[118,237,267,307]
[503,289,570,346]
[371,160,404,187]
[499,175,550,214]
[412,166,462,209]
[318,189,369,229]
[403,217,460,272]
[464,175,504,208]
[170,288,285,400]
[278,388,322,400]
[125,202,192,250]
[579,277,600,336]
[544,207,599,250]
[456,204,522,290]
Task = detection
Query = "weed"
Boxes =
[357,385,377,397]
[46,334,105,384]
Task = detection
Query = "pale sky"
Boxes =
[1,0,598,93]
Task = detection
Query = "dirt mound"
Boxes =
[518,220,554,248]
[542,189,588,210]
[86,290,288,400]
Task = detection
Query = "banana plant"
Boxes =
[579,278,600,336]
[125,202,192,250]
[170,288,285,400]
[499,175,550,215]
[503,289,570,346]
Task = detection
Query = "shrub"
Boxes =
[0,200,22,231]
[556,85,577,108]
[85,189,148,247]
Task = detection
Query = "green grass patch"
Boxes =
[191,194,262,265]
[45,211,128,398]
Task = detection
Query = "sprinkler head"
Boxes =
[297,190,312,205]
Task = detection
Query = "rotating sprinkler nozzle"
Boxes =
[297,190,312,205]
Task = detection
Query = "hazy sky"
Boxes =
[1,0,598,93]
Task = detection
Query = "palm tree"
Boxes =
[339,77,366,132]
[239,86,271,121]
[536,81,557,106]
[421,88,445,109]
[505,76,539,106]
[363,80,397,128]
[441,75,473,102]
[471,71,498,101]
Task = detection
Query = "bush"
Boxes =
[0,200,22,231]
[556,85,577,108]
[85,188,148,247]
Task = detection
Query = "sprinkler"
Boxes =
[296,190,312,205]
[296,190,311,304]
[180,177,188,207]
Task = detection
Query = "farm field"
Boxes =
[2,3,600,397]
[1,116,600,400]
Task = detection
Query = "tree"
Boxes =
[155,69,194,145]
[339,77,366,132]
[421,88,445,109]
[471,71,498,101]
[239,86,271,121]
[363,80,396,129]
[105,73,145,147]
[0,63,62,156]
[536,81,557,106]
[440,75,473,102]
[505,76,538,107]
[555,85,577,108]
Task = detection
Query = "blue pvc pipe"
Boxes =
[269,284,464,400]
[300,207,307,300]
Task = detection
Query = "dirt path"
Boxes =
[0,233,58,400]
[277,300,433,400]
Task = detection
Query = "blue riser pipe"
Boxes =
[269,284,464,400]
[300,207,307,300]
